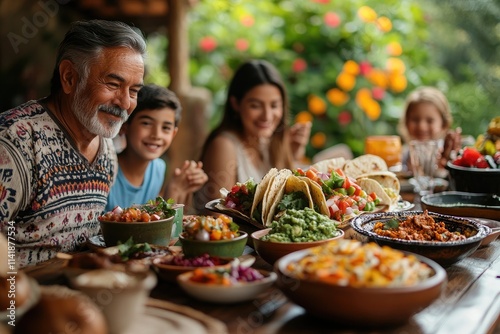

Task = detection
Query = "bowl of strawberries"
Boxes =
[447,147,500,194]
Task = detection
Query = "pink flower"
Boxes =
[292,58,307,73]
[324,12,341,28]
[312,0,330,3]
[338,110,352,126]
[199,36,217,52]
[359,61,372,76]
[235,38,249,51]
[371,87,386,100]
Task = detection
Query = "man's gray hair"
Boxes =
[50,19,147,94]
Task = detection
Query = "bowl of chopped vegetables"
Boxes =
[350,210,491,265]
[274,239,446,327]
[177,264,276,303]
[98,197,176,247]
[251,208,344,265]
[152,253,233,283]
[179,215,248,258]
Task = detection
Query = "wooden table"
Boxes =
[23,238,500,334]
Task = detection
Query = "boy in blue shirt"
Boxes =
[106,84,208,212]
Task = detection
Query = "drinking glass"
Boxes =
[409,140,438,196]
[364,135,402,169]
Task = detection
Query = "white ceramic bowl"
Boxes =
[177,269,276,304]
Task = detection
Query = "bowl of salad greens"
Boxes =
[98,197,176,247]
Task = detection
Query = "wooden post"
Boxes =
[164,0,212,213]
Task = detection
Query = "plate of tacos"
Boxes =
[207,155,404,230]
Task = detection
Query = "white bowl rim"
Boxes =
[176,269,277,288]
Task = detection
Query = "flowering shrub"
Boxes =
[177,0,451,159]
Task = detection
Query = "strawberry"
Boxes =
[461,147,483,167]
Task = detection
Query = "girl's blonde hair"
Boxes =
[398,86,453,143]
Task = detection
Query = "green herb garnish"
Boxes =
[383,218,400,230]
[116,237,152,261]
[144,196,176,219]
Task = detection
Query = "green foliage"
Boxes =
[146,0,498,159]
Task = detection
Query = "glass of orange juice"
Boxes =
[364,135,402,168]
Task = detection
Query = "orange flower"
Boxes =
[295,111,314,124]
[311,132,327,149]
[386,41,402,56]
[362,99,381,121]
[388,73,407,93]
[308,95,327,115]
[386,57,406,74]
[367,69,388,88]
[326,88,349,106]
[376,16,392,32]
[336,72,356,92]
[342,60,360,76]
[355,88,372,108]
[357,6,377,23]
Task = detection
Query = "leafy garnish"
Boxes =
[145,196,176,219]
[116,237,152,261]
[383,218,400,230]
[278,192,309,211]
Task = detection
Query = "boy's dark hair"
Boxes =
[129,84,182,126]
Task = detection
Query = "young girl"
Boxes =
[398,86,462,173]
[193,59,311,213]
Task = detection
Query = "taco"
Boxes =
[261,169,293,226]
[298,176,329,216]
[343,154,388,179]
[356,171,400,206]
[310,157,347,174]
[250,168,279,224]
[263,173,316,226]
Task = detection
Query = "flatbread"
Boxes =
[284,175,314,209]
[357,178,393,206]
[251,168,278,223]
[262,169,292,226]
[299,177,330,217]
[356,171,400,206]
[343,154,388,179]
[310,157,347,174]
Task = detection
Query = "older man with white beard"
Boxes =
[0,20,146,267]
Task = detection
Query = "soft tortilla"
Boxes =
[251,168,278,223]
[299,177,330,217]
[310,157,346,174]
[262,169,292,226]
[343,154,388,179]
[356,171,400,206]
